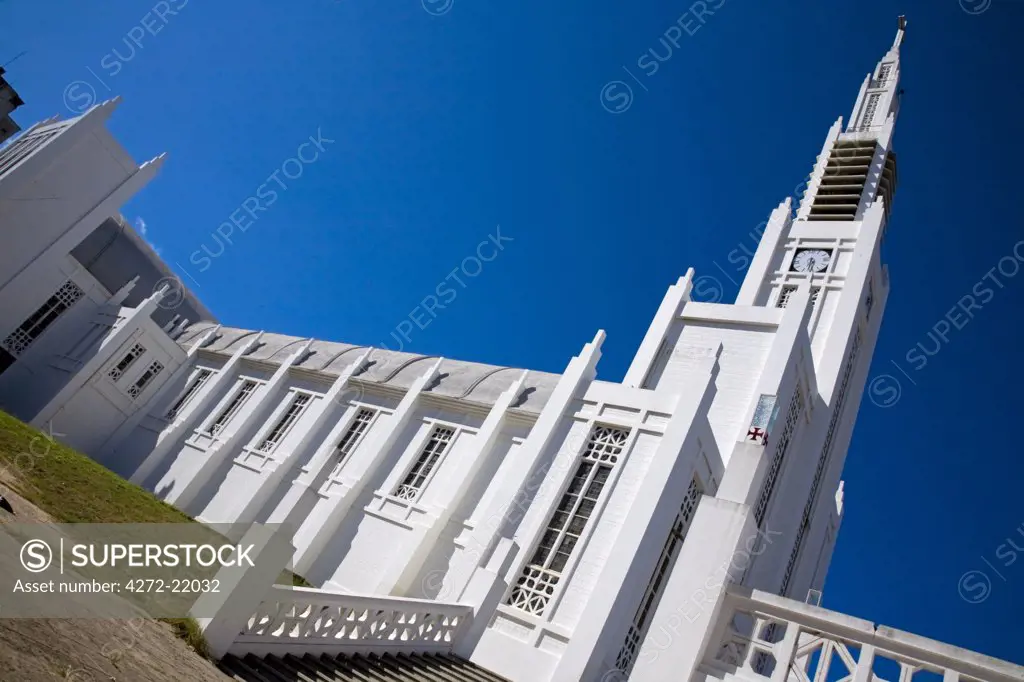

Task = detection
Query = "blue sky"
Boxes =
[4,0,1023,665]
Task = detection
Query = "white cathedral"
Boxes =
[0,17,1020,682]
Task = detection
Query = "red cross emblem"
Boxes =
[747,427,766,443]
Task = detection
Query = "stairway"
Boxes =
[220,650,512,682]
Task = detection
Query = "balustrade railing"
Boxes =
[701,586,1021,682]
[231,585,473,657]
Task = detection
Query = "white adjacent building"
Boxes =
[1,19,1020,682]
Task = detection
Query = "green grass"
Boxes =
[163,617,211,658]
[0,410,312,657]
[0,411,193,524]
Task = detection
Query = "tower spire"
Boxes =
[847,16,906,134]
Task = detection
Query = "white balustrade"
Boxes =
[700,587,1022,682]
[230,585,473,657]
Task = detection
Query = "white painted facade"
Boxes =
[3,19,1018,682]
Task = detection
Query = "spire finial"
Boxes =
[893,15,907,51]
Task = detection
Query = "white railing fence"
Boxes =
[701,587,1021,682]
[230,585,473,658]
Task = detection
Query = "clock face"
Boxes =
[791,249,832,273]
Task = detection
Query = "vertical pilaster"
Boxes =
[448,332,604,606]
[622,271,693,388]
[166,339,314,512]
[373,370,529,595]
[736,200,793,306]
[291,357,445,577]
[129,331,264,486]
[232,349,372,526]
[815,201,883,399]
[264,351,373,529]
[629,497,760,682]
[552,355,719,682]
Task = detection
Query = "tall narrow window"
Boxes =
[393,426,455,501]
[165,369,213,420]
[108,343,146,382]
[753,388,805,527]
[779,331,861,596]
[128,361,164,399]
[776,285,797,309]
[331,408,376,473]
[616,476,703,676]
[206,380,258,436]
[1,281,85,356]
[506,425,629,616]
[810,286,822,306]
[255,393,311,453]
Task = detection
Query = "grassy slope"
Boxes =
[0,409,309,666]
[0,410,309,586]
[0,410,193,524]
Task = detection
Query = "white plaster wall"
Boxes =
[649,317,775,459]
[302,407,421,586]
[0,129,135,289]
[198,376,335,523]
[51,383,131,455]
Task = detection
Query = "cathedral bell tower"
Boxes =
[735,17,905,397]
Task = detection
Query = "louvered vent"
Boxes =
[807,140,877,221]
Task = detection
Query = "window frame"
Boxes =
[204,378,260,437]
[164,368,214,421]
[127,360,164,400]
[328,406,378,476]
[253,390,313,454]
[505,423,633,618]
[392,424,456,502]
[1,280,85,356]
[108,342,146,383]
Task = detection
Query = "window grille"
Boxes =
[108,343,146,382]
[776,285,797,309]
[207,380,258,436]
[127,361,164,399]
[1,281,85,356]
[810,286,821,306]
[393,426,455,501]
[865,283,874,318]
[165,369,213,420]
[615,476,703,676]
[875,64,892,86]
[753,388,805,527]
[0,126,64,178]
[331,408,376,473]
[861,93,881,128]
[506,425,629,616]
[255,393,311,453]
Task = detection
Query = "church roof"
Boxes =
[175,322,562,415]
